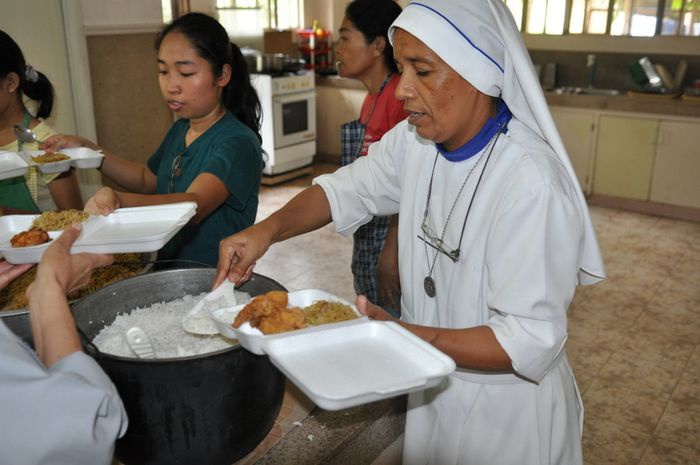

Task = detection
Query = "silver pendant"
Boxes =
[424,276,436,297]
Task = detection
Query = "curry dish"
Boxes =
[31,152,70,164]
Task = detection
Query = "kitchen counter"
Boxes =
[545,91,700,118]
[316,75,700,118]
[235,383,406,465]
[317,75,366,91]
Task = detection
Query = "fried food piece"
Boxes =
[233,290,307,334]
[304,300,357,325]
[257,306,306,334]
[10,228,50,247]
[233,290,288,328]
[31,152,70,164]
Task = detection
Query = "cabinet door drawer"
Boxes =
[650,121,700,209]
[593,115,658,200]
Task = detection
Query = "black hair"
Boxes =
[155,13,262,142]
[0,30,55,119]
[345,0,402,73]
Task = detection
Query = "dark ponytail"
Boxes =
[226,42,262,143]
[0,30,55,119]
[155,13,262,142]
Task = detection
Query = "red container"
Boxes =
[298,28,333,71]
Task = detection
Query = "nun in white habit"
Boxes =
[214,1,606,464]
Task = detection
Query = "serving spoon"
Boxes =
[13,125,43,144]
[182,279,237,335]
[125,327,156,359]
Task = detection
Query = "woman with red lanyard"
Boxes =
[335,0,407,317]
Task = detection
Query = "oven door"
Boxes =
[272,90,316,149]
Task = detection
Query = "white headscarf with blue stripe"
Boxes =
[389,0,605,285]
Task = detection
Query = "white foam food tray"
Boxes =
[263,321,456,410]
[0,151,29,180]
[0,202,196,264]
[210,289,366,355]
[20,147,104,174]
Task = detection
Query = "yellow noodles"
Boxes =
[31,209,89,231]
[303,300,357,325]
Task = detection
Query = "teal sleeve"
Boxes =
[202,137,262,210]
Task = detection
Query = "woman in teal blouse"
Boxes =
[42,13,263,267]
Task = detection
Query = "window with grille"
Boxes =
[216,0,302,37]
[505,0,700,36]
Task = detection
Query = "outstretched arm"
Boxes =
[41,134,156,194]
[214,184,332,287]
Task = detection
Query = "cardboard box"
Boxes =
[264,29,297,56]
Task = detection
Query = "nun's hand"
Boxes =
[355,295,396,322]
[214,224,272,289]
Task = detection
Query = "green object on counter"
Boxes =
[629,61,649,86]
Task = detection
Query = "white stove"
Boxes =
[251,72,316,176]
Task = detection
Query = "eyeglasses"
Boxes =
[418,219,462,262]
[169,152,184,193]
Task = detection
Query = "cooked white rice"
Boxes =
[92,291,251,359]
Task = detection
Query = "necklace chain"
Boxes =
[421,131,502,297]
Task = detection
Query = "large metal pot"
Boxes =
[241,46,263,73]
[262,53,286,72]
[71,269,286,465]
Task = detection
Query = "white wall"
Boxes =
[1,0,101,198]
[81,0,163,34]
[2,1,78,134]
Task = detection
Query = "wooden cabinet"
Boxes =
[593,115,659,201]
[315,85,367,163]
[650,120,700,209]
[550,107,597,195]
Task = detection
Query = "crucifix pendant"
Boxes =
[424,276,436,297]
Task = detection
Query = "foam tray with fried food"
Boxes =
[233,291,358,335]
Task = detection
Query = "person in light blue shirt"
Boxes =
[0,224,128,465]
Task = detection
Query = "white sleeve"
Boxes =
[0,324,128,465]
[314,121,407,236]
[485,180,582,382]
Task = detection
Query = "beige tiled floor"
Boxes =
[257,162,700,465]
